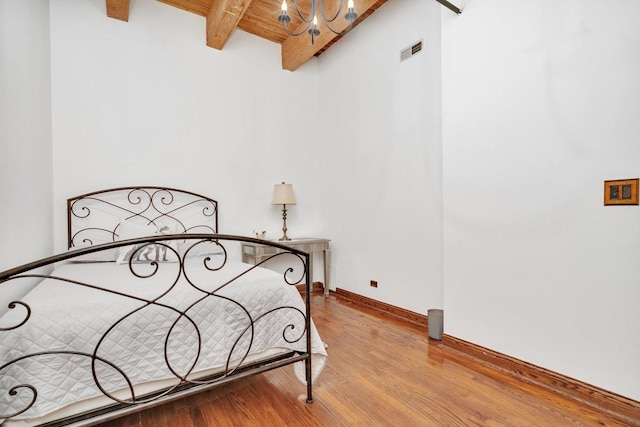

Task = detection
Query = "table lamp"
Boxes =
[272,182,296,241]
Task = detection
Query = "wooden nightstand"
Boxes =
[241,238,331,296]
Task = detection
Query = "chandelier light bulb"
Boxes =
[281,0,287,12]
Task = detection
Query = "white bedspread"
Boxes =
[0,260,327,422]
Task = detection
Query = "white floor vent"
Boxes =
[400,40,423,62]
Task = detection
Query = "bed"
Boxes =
[0,187,327,426]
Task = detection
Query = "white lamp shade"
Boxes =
[272,183,296,205]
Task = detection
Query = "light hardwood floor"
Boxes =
[100,293,639,426]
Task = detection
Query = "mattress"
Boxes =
[0,259,327,424]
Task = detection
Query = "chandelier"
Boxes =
[278,0,358,44]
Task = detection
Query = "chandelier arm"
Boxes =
[318,0,344,24]
[282,21,312,37]
[321,15,355,36]
[291,0,314,24]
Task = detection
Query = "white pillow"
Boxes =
[115,220,178,264]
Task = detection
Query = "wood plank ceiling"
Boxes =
[105,0,389,71]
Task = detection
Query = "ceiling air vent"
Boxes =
[400,40,423,62]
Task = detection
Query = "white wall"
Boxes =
[49,0,323,258]
[442,0,640,400]
[317,0,443,313]
[0,1,53,271]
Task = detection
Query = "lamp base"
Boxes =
[279,204,292,242]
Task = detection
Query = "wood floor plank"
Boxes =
[95,293,639,426]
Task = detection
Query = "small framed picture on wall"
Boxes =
[604,178,639,205]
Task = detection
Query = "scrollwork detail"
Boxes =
[200,200,216,218]
[282,254,307,286]
[181,240,229,293]
[203,245,227,273]
[126,242,181,280]
[0,301,31,331]
[70,202,91,219]
[127,189,152,215]
[1,384,37,419]
[152,189,174,210]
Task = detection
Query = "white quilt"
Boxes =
[0,260,327,423]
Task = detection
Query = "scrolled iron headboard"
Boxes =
[67,186,218,250]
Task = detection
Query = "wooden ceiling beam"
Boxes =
[106,0,130,22]
[207,0,255,50]
[280,0,383,72]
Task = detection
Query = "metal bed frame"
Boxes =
[0,187,313,426]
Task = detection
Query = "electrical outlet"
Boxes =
[370,280,378,288]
